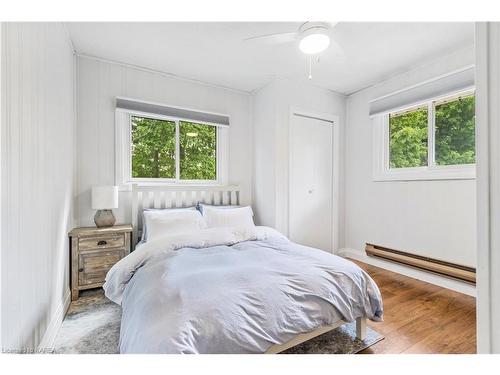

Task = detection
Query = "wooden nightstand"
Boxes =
[69,224,132,300]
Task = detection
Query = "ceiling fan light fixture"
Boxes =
[299,33,330,54]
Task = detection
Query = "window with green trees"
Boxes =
[389,106,428,168]
[179,121,217,180]
[388,92,475,170]
[131,115,217,181]
[131,116,176,178]
[434,95,475,166]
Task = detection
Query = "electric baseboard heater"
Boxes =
[365,243,476,284]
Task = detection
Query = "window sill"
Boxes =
[373,165,476,182]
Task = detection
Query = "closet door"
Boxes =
[289,114,333,251]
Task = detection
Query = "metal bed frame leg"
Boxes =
[356,317,367,340]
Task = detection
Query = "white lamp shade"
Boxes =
[92,186,119,209]
[299,33,330,54]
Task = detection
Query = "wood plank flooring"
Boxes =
[351,259,477,354]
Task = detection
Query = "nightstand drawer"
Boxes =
[69,224,132,300]
[78,249,125,285]
[79,270,108,286]
[79,234,125,251]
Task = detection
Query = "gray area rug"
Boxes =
[54,289,383,354]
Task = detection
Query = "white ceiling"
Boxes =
[66,22,474,95]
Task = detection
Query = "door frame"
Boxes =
[475,22,500,354]
[288,107,340,253]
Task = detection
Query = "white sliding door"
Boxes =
[289,114,333,252]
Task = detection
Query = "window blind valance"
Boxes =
[369,66,475,117]
[116,97,230,126]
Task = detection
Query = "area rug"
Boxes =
[53,289,383,354]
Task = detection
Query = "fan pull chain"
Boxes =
[307,56,322,80]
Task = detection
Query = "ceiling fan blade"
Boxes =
[329,36,345,58]
[328,26,346,58]
[243,31,298,44]
[327,22,339,29]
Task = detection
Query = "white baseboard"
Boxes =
[38,288,71,351]
[338,248,476,297]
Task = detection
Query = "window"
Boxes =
[131,116,176,179]
[116,110,228,188]
[389,106,428,169]
[179,121,217,180]
[434,95,475,166]
[373,90,475,181]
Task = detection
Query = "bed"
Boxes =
[103,184,383,354]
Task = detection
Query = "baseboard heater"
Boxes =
[365,243,476,284]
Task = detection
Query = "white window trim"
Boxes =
[115,109,228,191]
[373,88,476,182]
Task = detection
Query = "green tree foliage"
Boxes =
[179,121,217,180]
[131,116,217,180]
[435,95,475,165]
[131,116,176,178]
[389,107,428,168]
[389,95,475,168]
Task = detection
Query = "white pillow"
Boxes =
[202,205,255,229]
[141,207,196,242]
[143,209,207,241]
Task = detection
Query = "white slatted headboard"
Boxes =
[131,184,240,247]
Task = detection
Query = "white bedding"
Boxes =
[104,226,383,353]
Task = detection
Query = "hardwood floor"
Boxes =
[351,259,477,354]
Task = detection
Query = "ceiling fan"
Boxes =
[244,22,338,54]
[244,22,339,79]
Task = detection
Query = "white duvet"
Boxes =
[104,226,383,353]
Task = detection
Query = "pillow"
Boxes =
[141,207,196,242]
[202,205,255,229]
[143,209,206,242]
[196,203,242,215]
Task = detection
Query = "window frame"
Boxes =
[373,88,476,181]
[115,108,228,190]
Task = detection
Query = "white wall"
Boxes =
[344,46,476,267]
[1,23,75,351]
[252,78,346,246]
[76,56,253,227]
[252,82,278,227]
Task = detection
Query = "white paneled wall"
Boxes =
[252,82,277,227]
[76,56,252,227]
[1,23,75,351]
[252,78,346,243]
[344,46,476,267]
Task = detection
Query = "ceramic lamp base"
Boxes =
[94,209,116,228]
